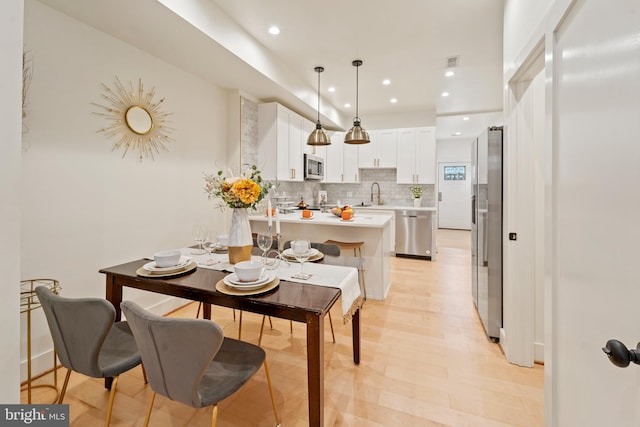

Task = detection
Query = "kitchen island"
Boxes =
[249,211,393,300]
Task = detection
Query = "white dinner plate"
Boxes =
[143,256,192,273]
[283,248,319,258]
[223,272,276,290]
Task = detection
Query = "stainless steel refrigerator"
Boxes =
[471,127,503,341]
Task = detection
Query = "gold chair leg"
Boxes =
[143,391,156,427]
[104,375,119,427]
[238,311,243,340]
[328,312,336,343]
[263,360,281,426]
[57,369,71,404]
[211,404,219,427]
[289,320,293,334]
[268,316,273,329]
[258,316,267,346]
[141,363,148,384]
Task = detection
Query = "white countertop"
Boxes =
[248,211,393,228]
[353,205,437,212]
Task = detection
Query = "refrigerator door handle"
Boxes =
[472,195,476,225]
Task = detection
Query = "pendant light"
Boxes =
[344,59,370,144]
[307,66,331,146]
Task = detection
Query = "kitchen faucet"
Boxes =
[370,181,383,205]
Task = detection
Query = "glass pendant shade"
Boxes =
[307,66,331,146]
[345,60,369,144]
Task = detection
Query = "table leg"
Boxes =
[352,308,361,365]
[105,275,123,321]
[202,303,211,320]
[306,314,324,427]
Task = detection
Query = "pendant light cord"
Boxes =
[355,63,359,120]
[317,70,321,121]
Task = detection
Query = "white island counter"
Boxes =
[249,211,393,300]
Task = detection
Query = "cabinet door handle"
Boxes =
[341,173,344,182]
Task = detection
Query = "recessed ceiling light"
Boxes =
[445,70,455,77]
[344,103,351,108]
[268,26,280,35]
[463,116,470,121]
[390,98,397,103]
[382,79,391,85]
[328,86,335,92]
[453,132,462,136]
[442,92,450,97]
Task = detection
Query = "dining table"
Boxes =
[99,249,364,427]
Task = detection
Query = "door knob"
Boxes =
[602,339,640,367]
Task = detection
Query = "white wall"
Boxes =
[436,139,472,163]
[503,0,554,74]
[0,0,24,404]
[365,109,436,130]
[20,0,230,380]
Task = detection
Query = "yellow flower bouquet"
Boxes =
[204,165,272,210]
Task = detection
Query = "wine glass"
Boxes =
[257,231,273,264]
[192,224,208,255]
[291,240,312,279]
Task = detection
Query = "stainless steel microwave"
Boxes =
[304,154,324,180]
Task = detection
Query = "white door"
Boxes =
[545,0,640,425]
[437,162,471,229]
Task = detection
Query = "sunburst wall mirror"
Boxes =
[92,76,174,161]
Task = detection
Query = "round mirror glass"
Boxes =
[125,106,153,135]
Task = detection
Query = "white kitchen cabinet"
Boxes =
[258,102,309,182]
[358,129,397,168]
[396,127,436,184]
[324,132,359,183]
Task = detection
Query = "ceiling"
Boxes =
[36,0,505,140]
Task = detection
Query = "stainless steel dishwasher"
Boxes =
[395,209,432,259]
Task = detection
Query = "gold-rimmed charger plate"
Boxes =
[282,252,324,263]
[136,262,197,278]
[215,277,280,296]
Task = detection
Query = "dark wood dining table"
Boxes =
[99,253,363,427]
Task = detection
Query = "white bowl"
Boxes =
[234,260,264,282]
[154,250,181,267]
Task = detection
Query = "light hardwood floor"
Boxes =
[24,229,543,426]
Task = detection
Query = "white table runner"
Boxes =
[171,248,363,320]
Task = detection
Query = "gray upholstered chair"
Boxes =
[121,300,281,427]
[34,286,142,427]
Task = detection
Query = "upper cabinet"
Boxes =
[258,102,311,182]
[396,127,436,184]
[358,129,397,168]
[325,132,360,183]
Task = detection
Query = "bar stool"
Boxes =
[324,240,364,257]
[21,279,62,404]
[323,240,367,300]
